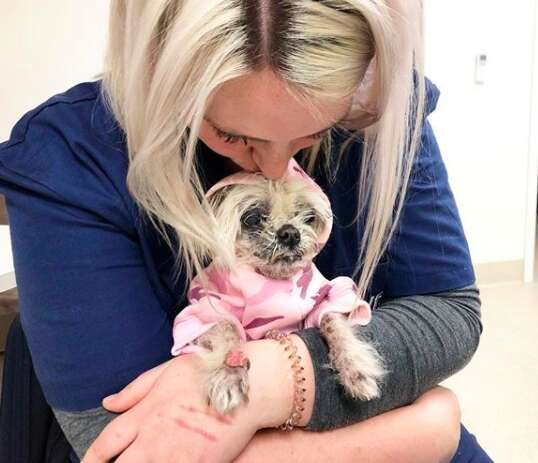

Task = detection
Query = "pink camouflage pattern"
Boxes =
[171,262,372,355]
[170,158,372,356]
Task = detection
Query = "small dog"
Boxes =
[171,158,387,415]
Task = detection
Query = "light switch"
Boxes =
[475,54,488,84]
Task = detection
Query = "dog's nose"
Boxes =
[276,224,300,248]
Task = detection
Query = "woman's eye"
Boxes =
[213,126,248,145]
[211,123,329,145]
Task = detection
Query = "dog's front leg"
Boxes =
[319,312,387,401]
[195,320,250,415]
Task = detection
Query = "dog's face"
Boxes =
[210,177,332,280]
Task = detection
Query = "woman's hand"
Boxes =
[81,353,258,463]
[82,338,305,462]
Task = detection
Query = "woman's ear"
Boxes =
[341,56,381,130]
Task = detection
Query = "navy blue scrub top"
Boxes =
[0,78,475,412]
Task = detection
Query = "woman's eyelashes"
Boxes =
[212,126,249,145]
[211,125,330,145]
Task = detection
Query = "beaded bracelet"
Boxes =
[264,329,307,431]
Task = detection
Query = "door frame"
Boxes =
[524,0,538,282]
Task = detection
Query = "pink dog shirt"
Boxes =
[171,158,372,356]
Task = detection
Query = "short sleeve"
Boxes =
[369,117,476,298]
[312,77,475,299]
[0,112,174,411]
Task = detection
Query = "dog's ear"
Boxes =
[207,185,234,211]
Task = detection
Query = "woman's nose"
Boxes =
[251,145,294,180]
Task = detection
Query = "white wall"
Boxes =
[0,1,109,141]
[424,0,536,264]
[2,1,536,266]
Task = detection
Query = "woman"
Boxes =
[0,1,491,462]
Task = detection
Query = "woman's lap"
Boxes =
[451,424,494,462]
[1,315,494,462]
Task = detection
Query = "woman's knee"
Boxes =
[414,386,462,462]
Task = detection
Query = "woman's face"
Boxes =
[198,69,352,180]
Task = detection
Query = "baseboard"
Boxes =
[474,260,525,286]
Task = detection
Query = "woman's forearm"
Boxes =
[235,386,461,463]
[293,285,482,431]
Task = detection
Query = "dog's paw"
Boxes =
[206,365,250,415]
[328,340,385,401]
[337,363,381,401]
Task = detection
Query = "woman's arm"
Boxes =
[53,408,117,460]
[293,284,482,431]
[235,386,461,463]
[53,284,478,460]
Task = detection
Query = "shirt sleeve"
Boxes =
[370,119,476,298]
[312,76,476,300]
[0,114,174,412]
[171,270,247,355]
[303,276,372,329]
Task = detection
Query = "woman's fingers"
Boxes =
[81,414,138,463]
[102,359,174,412]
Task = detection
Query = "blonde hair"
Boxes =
[99,0,425,299]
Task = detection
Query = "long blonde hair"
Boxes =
[99,0,425,298]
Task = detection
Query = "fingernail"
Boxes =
[103,393,117,402]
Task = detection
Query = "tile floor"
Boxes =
[441,280,538,462]
[441,229,538,462]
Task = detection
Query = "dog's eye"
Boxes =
[241,208,264,228]
[304,212,317,224]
